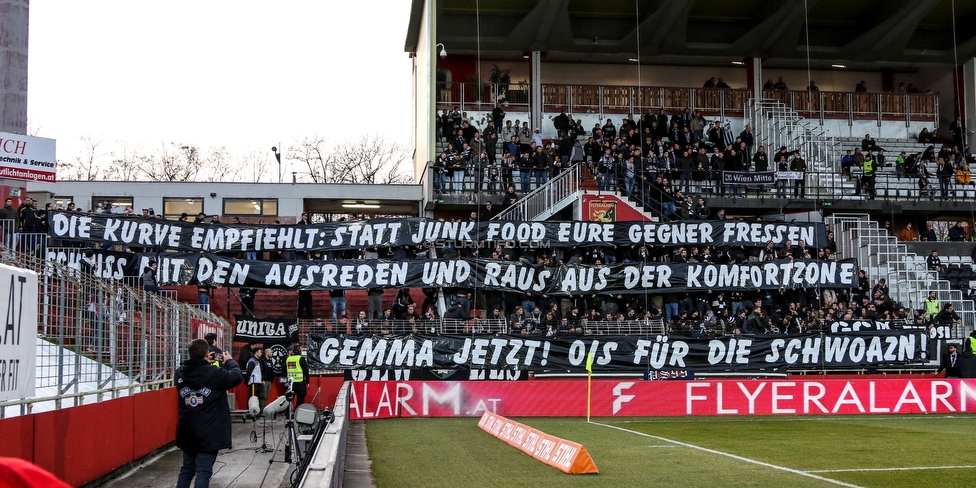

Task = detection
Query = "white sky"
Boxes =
[27,1,414,171]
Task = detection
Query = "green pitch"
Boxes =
[365,415,976,487]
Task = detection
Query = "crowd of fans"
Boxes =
[844,125,974,201]
[21,183,965,341]
[205,215,957,339]
[437,105,816,219]
[435,92,958,213]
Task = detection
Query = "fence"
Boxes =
[827,213,974,340]
[0,240,232,417]
[436,83,938,124]
[293,317,665,341]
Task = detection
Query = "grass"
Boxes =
[365,415,976,487]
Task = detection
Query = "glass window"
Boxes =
[223,198,278,216]
[91,196,134,215]
[53,196,73,210]
[163,198,204,220]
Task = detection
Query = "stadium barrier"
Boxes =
[298,381,350,488]
[0,239,232,486]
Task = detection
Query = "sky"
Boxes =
[27,1,414,175]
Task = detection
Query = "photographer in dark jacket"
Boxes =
[175,338,243,488]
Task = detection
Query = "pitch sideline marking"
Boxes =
[590,421,862,488]
[809,465,976,473]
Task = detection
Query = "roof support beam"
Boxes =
[614,0,696,55]
[505,0,572,52]
[732,0,818,58]
[845,0,942,61]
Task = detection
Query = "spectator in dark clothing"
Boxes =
[919,222,938,242]
[948,221,967,242]
[926,250,942,273]
[938,343,961,378]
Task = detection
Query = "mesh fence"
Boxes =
[0,236,231,417]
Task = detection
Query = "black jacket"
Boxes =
[175,358,243,453]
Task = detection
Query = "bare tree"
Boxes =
[137,142,207,182]
[58,134,105,181]
[325,134,412,184]
[237,148,276,183]
[288,136,328,183]
[57,134,412,184]
[197,146,246,182]
[103,141,146,181]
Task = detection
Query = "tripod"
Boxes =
[253,416,273,453]
[268,379,303,466]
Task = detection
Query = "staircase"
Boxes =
[827,213,974,339]
[747,99,858,200]
[493,163,584,221]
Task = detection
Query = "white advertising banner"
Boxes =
[0,131,57,182]
[0,263,38,401]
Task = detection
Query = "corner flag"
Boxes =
[586,353,593,422]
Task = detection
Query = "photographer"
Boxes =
[175,339,243,488]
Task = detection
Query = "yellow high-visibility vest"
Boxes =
[286,354,304,383]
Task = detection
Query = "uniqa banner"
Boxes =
[47,211,828,251]
[306,329,926,373]
[233,315,299,344]
[50,249,857,294]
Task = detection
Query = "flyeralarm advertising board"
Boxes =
[348,379,976,420]
[0,131,56,183]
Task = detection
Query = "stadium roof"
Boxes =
[406,0,976,69]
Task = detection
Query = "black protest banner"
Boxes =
[344,368,528,381]
[45,247,201,286]
[826,319,908,333]
[45,247,143,280]
[48,211,827,251]
[722,171,775,185]
[45,248,857,295]
[233,315,299,344]
[192,255,858,294]
[306,330,926,372]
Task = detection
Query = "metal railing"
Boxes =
[493,163,583,221]
[437,82,938,123]
[827,214,973,339]
[0,242,232,417]
[748,98,845,199]
[294,317,666,339]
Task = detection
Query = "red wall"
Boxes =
[349,378,976,419]
[0,388,176,487]
[580,194,651,222]
[233,374,346,412]
[0,379,344,487]
[0,182,27,208]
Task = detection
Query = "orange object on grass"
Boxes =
[477,412,598,474]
